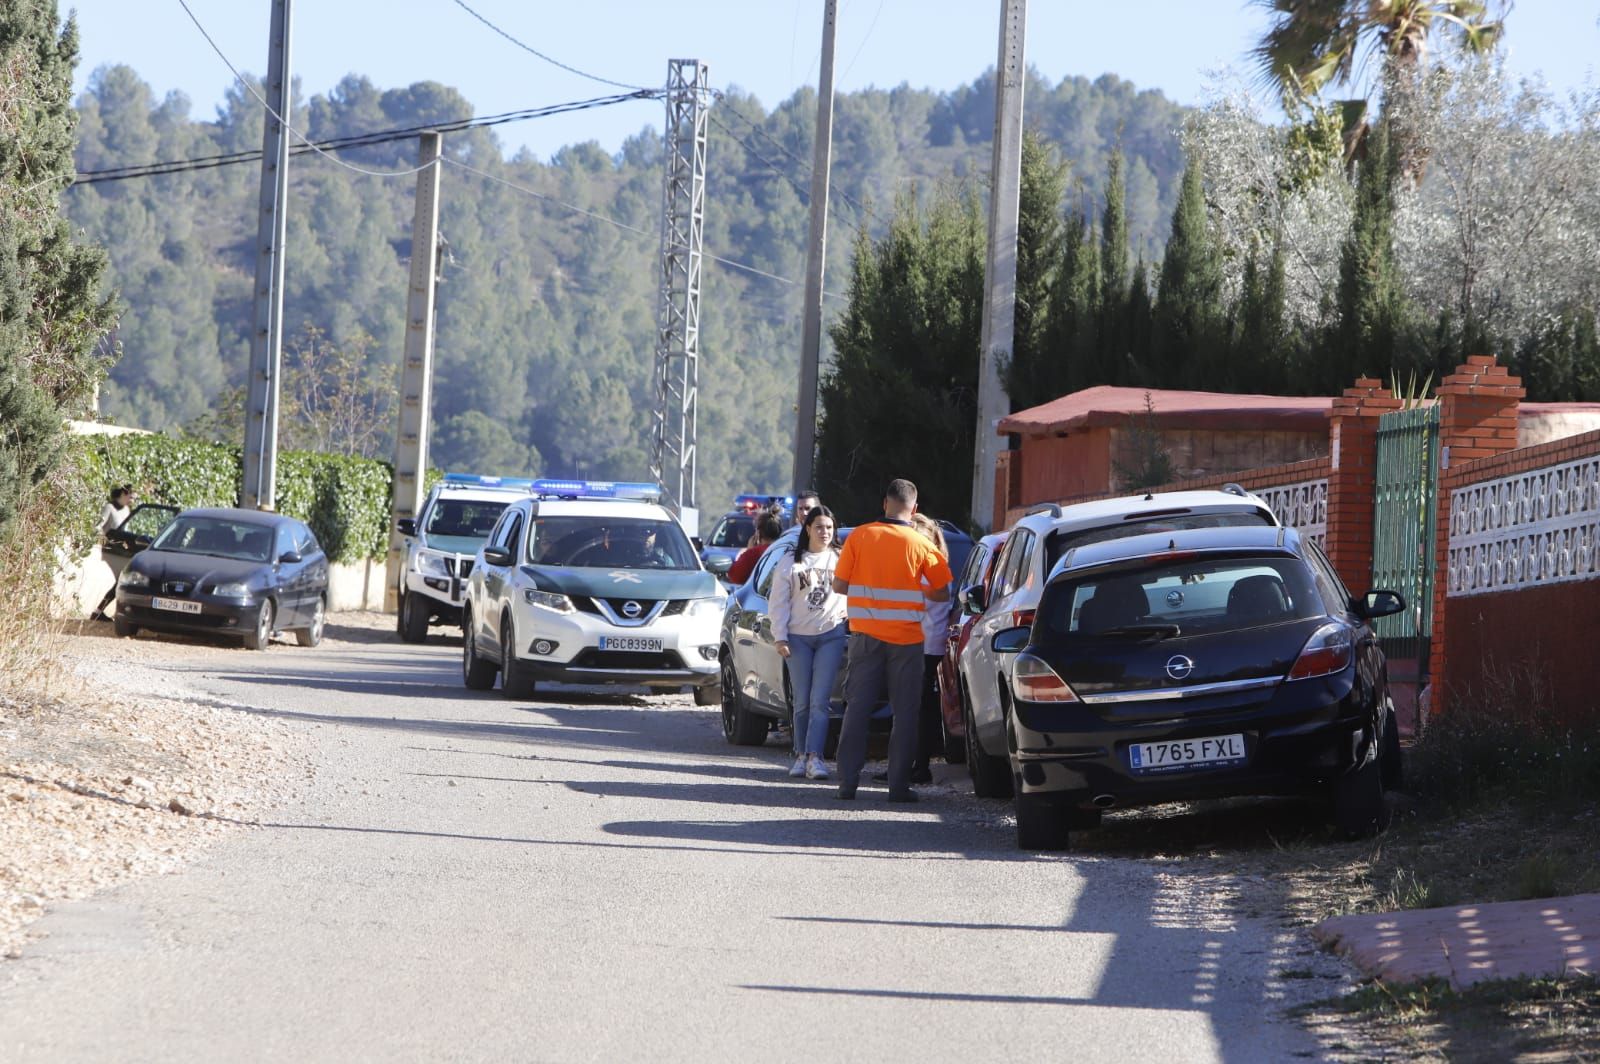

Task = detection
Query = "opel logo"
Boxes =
[622,600,643,618]
[1165,654,1195,680]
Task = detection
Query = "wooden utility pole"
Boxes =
[242,0,293,511]
[791,0,839,496]
[970,0,1027,530]
[385,131,443,613]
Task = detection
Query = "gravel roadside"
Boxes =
[0,614,400,957]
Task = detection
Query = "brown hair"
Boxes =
[908,512,947,557]
[885,479,918,506]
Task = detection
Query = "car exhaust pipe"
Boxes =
[1091,794,1117,808]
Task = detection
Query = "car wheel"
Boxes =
[963,684,1012,799]
[719,654,767,746]
[693,683,721,706]
[461,608,497,691]
[1014,786,1073,851]
[1380,701,1404,792]
[942,710,967,764]
[500,616,536,698]
[243,599,274,651]
[1331,743,1391,839]
[295,595,326,647]
[113,614,136,638]
[399,591,430,643]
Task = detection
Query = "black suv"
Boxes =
[994,524,1406,850]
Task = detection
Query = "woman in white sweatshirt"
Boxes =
[770,504,848,780]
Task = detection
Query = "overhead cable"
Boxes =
[447,0,652,93]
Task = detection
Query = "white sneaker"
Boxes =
[805,754,830,780]
[788,755,808,777]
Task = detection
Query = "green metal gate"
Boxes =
[1370,404,1441,664]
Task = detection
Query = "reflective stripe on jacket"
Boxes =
[834,521,953,645]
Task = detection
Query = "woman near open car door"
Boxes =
[770,504,847,781]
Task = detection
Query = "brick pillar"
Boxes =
[1324,378,1402,596]
[1428,355,1524,715]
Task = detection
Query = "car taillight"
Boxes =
[1010,608,1035,628]
[1287,622,1353,681]
[1013,652,1079,703]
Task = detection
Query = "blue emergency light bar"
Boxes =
[532,479,663,502]
[734,493,795,511]
[442,472,537,490]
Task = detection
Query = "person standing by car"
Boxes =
[790,490,820,530]
[908,513,952,785]
[89,485,134,622]
[727,511,783,586]
[831,479,952,802]
[770,504,846,781]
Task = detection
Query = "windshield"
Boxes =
[527,515,699,570]
[425,498,510,540]
[152,516,277,563]
[708,514,754,548]
[1039,554,1325,639]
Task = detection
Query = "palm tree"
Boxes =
[1254,1,1507,165]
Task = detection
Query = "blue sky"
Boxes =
[66,0,1600,161]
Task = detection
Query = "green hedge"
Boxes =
[80,433,399,563]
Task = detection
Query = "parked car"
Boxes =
[114,507,330,650]
[460,479,725,701]
[936,531,1008,763]
[995,523,1405,850]
[718,520,974,751]
[104,502,180,558]
[699,494,795,572]
[960,488,1281,800]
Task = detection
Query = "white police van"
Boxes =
[396,473,531,642]
[461,479,727,702]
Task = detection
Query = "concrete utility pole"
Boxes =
[969,0,1027,531]
[791,0,839,495]
[385,131,443,613]
[650,59,710,532]
[242,0,293,511]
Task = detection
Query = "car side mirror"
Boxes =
[278,550,302,565]
[692,536,705,552]
[1356,589,1406,619]
[396,518,417,537]
[961,583,987,613]
[482,545,513,567]
[991,626,1029,654]
[704,554,733,575]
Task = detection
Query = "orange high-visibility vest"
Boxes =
[834,521,954,645]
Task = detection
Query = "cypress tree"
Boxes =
[1152,160,1224,388]
[1330,120,1408,392]
[1049,206,1101,393]
[1004,131,1068,408]
[1234,232,1290,393]
[0,1,115,540]
[1097,150,1131,383]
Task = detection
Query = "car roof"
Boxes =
[1051,524,1298,579]
[179,507,292,528]
[433,483,527,500]
[1021,489,1277,533]
[528,499,676,521]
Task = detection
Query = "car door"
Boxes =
[480,508,524,659]
[747,547,789,711]
[964,526,1035,750]
[295,522,329,608]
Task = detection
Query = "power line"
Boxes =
[175,0,434,178]
[447,0,652,92]
[442,156,843,300]
[72,92,657,185]
[714,103,878,225]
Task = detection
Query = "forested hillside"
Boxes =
[67,65,1187,513]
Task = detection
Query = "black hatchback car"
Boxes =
[114,507,330,650]
[994,525,1405,850]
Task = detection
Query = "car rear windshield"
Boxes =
[425,498,509,540]
[527,515,698,570]
[1043,511,1272,575]
[1038,554,1325,639]
[708,515,755,548]
[152,516,277,563]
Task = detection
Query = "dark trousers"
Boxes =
[836,632,923,793]
[912,654,941,773]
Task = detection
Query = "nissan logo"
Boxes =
[1165,654,1195,680]
[622,600,643,618]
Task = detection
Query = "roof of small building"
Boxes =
[997,385,1334,437]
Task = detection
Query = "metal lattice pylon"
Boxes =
[651,59,709,516]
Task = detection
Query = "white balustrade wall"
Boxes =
[1448,455,1600,597]
[1257,478,1328,551]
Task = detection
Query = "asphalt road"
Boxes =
[1,619,1343,1062]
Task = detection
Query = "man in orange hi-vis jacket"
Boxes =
[831,479,953,801]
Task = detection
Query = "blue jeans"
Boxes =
[787,624,848,757]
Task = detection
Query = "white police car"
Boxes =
[396,473,530,642]
[461,479,726,702]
